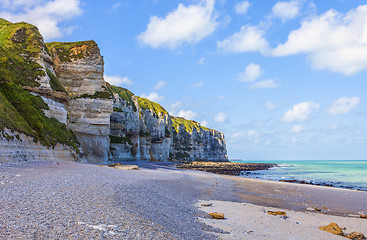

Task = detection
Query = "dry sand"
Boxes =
[197,200,367,240]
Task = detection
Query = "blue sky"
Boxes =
[1,0,367,160]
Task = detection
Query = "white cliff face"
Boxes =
[109,91,172,161]
[68,98,113,163]
[49,41,113,164]
[0,129,77,163]
[171,126,228,162]
[40,96,68,124]
[50,43,106,98]
[109,88,228,162]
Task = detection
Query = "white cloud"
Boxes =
[238,63,262,82]
[154,80,166,90]
[249,79,279,89]
[273,5,367,75]
[137,0,217,49]
[281,101,320,122]
[141,92,165,102]
[201,120,208,127]
[217,25,270,54]
[104,75,133,87]
[266,101,276,110]
[327,97,360,115]
[272,1,301,22]
[247,130,259,142]
[197,57,206,65]
[169,101,182,111]
[112,2,125,10]
[194,80,205,87]
[177,110,197,120]
[214,112,227,123]
[235,1,250,15]
[292,125,304,133]
[0,0,82,40]
[330,124,339,130]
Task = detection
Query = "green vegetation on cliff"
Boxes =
[137,97,168,116]
[109,135,132,145]
[106,83,134,103]
[171,117,209,133]
[0,18,45,87]
[0,82,78,149]
[46,68,67,93]
[46,40,99,62]
[107,82,168,116]
[0,19,79,149]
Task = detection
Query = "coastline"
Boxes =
[0,161,366,239]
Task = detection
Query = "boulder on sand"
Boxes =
[346,232,366,240]
[209,212,224,219]
[267,211,287,218]
[319,223,344,236]
[114,165,140,170]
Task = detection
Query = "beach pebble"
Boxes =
[360,215,367,219]
[306,207,315,211]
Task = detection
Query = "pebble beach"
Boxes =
[1,161,366,239]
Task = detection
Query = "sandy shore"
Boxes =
[0,161,366,239]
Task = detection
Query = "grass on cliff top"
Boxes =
[46,40,98,62]
[0,82,79,149]
[137,97,168,116]
[0,18,45,87]
[106,83,134,104]
[171,117,210,133]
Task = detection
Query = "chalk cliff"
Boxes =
[47,41,113,163]
[0,18,228,163]
[108,85,228,162]
[0,19,78,162]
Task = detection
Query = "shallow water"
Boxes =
[237,160,367,191]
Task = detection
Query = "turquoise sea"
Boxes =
[238,160,367,191]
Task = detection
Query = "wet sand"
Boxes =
[224,175,367,217]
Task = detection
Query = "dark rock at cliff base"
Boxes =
[177,161,276,176]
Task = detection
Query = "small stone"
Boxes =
[315,208,322,212]
[360,215,367,219]
[201,203,212,207]
[306,207,315,211]
[267,211,287,218]
[114,165,139,170]
[209,212,224,219]
[346,232,366,240]
[319,222,344,236]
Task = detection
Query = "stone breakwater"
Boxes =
[177,162,276,176]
